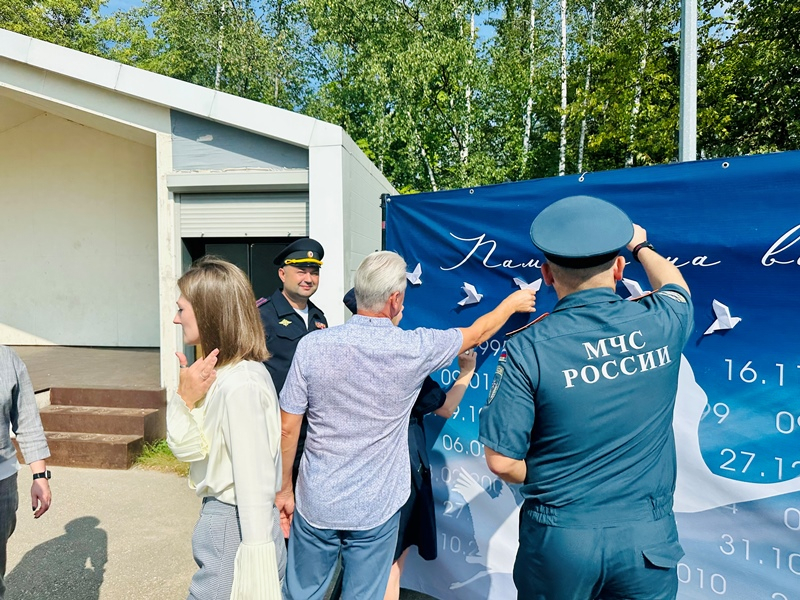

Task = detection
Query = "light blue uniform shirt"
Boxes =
[480,284,693,526]
[280,316,462,530]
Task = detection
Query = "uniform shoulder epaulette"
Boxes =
[629,290,656,302]
[255,297,269,308]
[505,312,549,337]
[653,286,689,303]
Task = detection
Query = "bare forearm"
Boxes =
[459,294,528,353]
[435,369,475,418]
[485,448,526,484]
[28,459,47,474]
[279,412,302,493]
[628,224,690,294]
[638,248,690,293]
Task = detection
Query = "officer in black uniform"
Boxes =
[258,238,327,486]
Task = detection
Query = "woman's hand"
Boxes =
[176,348,219,409]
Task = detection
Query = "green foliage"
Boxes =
[698,0,800,157]
[135,439,189,477]
[3,0,799,189]
[0,0,104,52]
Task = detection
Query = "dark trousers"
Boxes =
[0,474,19,600]
[514,513,682,600]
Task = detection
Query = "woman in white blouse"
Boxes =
[168,256,284,600]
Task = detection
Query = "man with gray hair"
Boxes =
[278,251,536,600]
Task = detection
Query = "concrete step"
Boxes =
[50,387,166,410]
[31,387,168,469]
[16,432,145,470]
[40,405,163,442]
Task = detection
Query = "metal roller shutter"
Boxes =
[179,192,308,237]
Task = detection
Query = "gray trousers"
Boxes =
[188,498,286,600]
[0,473,18,600]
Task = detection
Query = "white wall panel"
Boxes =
[0,114,158,346]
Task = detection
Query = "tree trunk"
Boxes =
[577,1,595,173]
[626,0,649,168]
[408,111,438,191]
[558,0,567,176]
[274,0,283,104]
[214,0,227,91]
[522,0,537,175]
[461,11,475,168]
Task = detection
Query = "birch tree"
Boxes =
[521,1,537,174]
[558,0,567,175]
[576,1,595,173]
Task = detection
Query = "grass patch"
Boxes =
[135,439,189,477]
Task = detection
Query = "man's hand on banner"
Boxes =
[506,289,537,314]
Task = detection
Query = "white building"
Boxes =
[0,28,395,394]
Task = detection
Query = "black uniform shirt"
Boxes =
[259,288,327,393]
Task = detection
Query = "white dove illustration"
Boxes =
[621,277,647,299]
[406,263,422,285]
[449,469,519,592]
[703,299,741,335]
[673,355,800,513]
[458,283,483,306]
[513,277,542,292]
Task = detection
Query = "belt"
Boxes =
[523,494,673,527]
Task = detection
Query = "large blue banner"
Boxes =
[386,151,800,599]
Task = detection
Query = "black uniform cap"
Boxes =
[530,195,634,268]
[274,238,324,267]
[343,288,357,314]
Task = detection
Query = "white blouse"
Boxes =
[167,360,282,600]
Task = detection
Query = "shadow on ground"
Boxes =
[7,516,107,600]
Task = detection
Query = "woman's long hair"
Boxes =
[177,256,269,367]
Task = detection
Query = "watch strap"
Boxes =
[632,241,656,263]
[33,470,51,481]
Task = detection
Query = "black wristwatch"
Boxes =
[33,470,51,481]
[631,241,656,263]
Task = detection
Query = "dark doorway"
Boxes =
[182,236,299,299]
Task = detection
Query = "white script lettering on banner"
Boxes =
[665,255,722,267]
[761,224,800,266]
[441,233,544,271]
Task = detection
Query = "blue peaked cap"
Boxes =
[530,195,634,268]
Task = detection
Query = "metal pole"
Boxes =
[379,193,390,250]
[679,0,697,162]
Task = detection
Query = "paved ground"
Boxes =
[6,466,199,600]
[5,466,436,600]
[12,346,160,392]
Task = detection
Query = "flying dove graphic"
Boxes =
[703,299,741,335]
[673,355,800,512]
[513,277,542,292]
[621,277,647,299]
[406,263,422,285]
[449,469,519,590]
[458,282,483,306]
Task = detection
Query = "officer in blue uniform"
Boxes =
[479,196,694,599]
[258,238,327,485]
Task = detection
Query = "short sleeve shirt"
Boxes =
[280,316,462,530]
[479,284,693,525]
